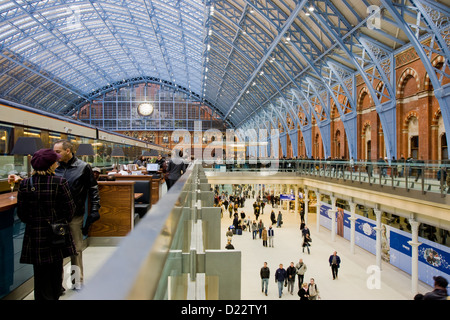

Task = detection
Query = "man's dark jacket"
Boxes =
[55,155,100,221]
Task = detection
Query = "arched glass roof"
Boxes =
[0,0,448,143]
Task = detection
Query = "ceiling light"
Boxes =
[309,6,314,12]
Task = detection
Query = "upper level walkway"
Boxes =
[205,160,450,231]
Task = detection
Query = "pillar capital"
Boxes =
[407,240,422,247]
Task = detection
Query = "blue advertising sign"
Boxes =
[280,194,295,201]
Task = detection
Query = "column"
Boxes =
[329,196,337,242]
[408,218,421,295]
[304,188,309,226]
[294,185,299,215]
[315,190,321,233]
[349,202,357,254]
[373,208,382,270]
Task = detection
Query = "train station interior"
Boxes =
[0,0,449,304]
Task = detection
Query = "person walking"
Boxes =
[17,149,77,300]
[53,140,100,290]
[307,278,320,300]
[275,264,287,298]
[260,262,270,296]
[252,220,258,239]
[302,233,311,254]
[329,251,341,279]
[295,259,307,289]
[297,282,309,300]
[276,211,283,228]
[226,227,233,242]
[261,227,268,247]
[268,225,274,247]
[286,262,297,295]
[302,225,311,254]
[270,210,276,225]
[258,219,264,239]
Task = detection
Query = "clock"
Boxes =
[137,103,154,116]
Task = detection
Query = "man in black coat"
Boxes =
[54,140,100,289]
[329,251,341,280]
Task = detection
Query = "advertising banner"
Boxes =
[318,202,450,288]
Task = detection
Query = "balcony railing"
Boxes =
[203,159,450,197]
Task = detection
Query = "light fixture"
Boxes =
[11,137,44,177]
[76,144,94,156]
[137,103,154,116]
[111,147,125,157]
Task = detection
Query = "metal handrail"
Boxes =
[203,159,450,197]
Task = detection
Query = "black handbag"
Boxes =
[49,221,70,247]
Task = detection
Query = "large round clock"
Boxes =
[137,103,154,116]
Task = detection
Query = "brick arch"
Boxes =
[432,109,441,126]
[397,67,420,96]
[424,55,445,90]
[330,102,339,118]
[403,111,419,129]
[357,87,371,109]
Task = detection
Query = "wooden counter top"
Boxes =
[0,192,18,212]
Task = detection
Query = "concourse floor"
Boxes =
[24,197,433,301]
[221,196,433,300]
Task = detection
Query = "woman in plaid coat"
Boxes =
[17,148,76,300]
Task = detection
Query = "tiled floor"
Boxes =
[24,195,433,300]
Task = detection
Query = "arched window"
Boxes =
[438,115,448,160]
[408,116,419,159]
[441,133,448,160]
[364,125,372,160]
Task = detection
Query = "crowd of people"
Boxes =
[216,183,449,301]
[215,184,328,300]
